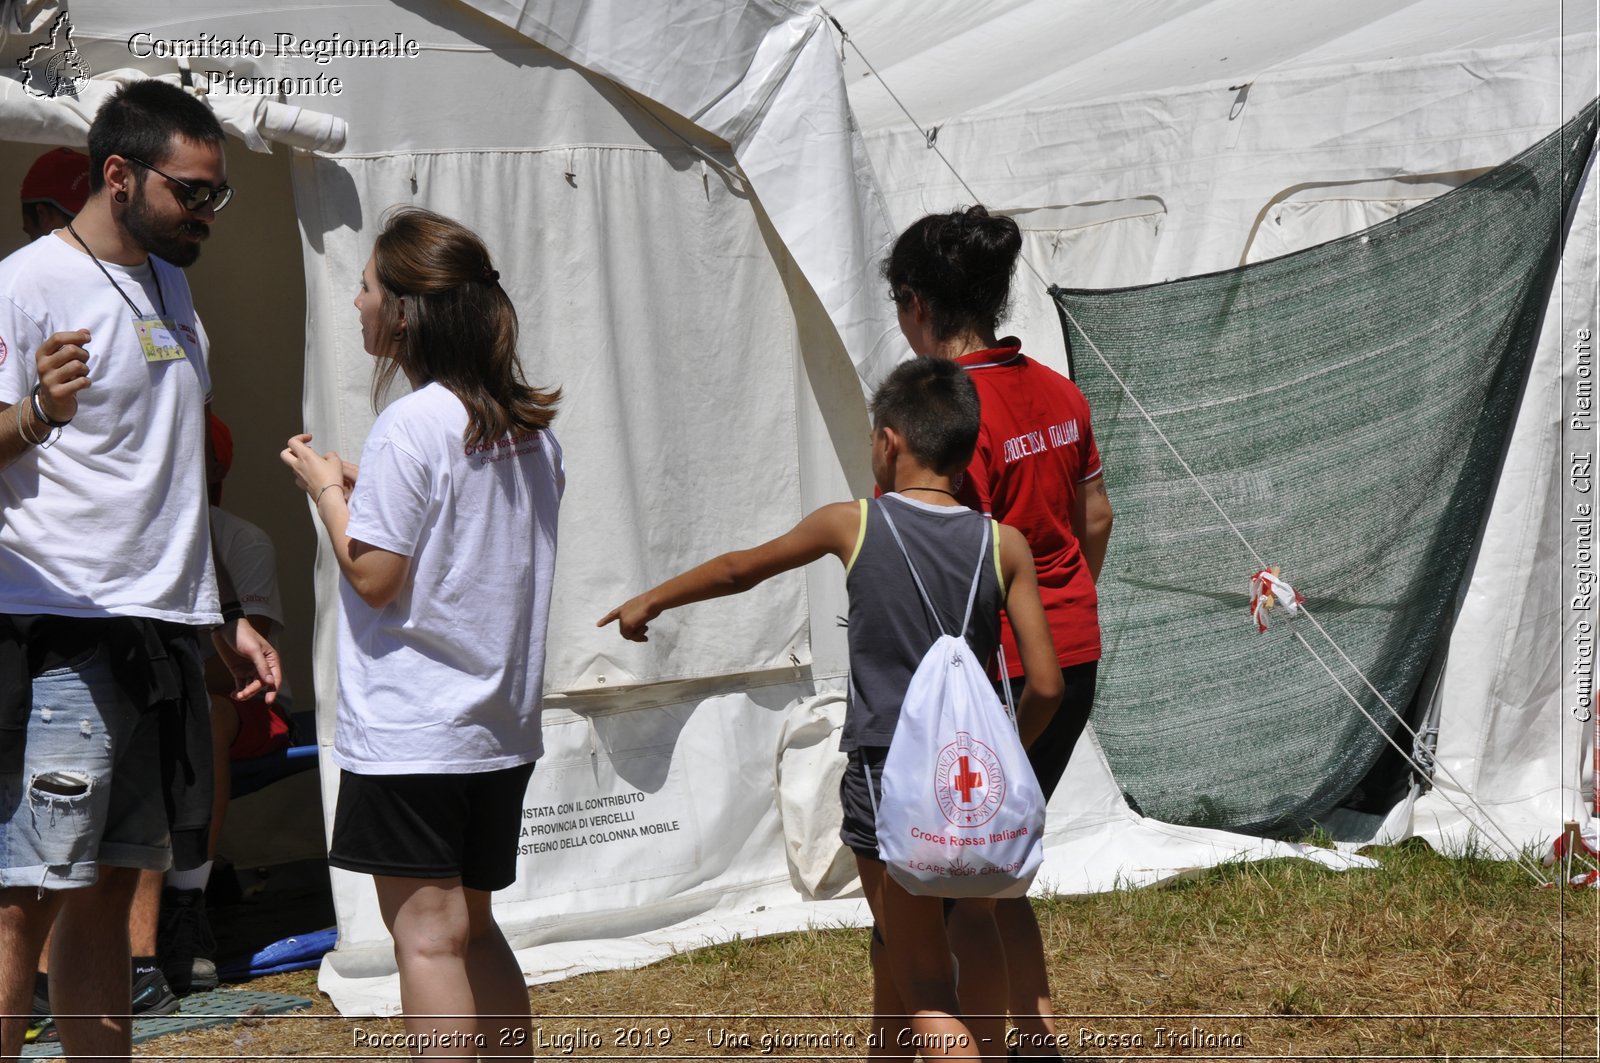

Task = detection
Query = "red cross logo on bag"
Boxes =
[935,732,1006,827]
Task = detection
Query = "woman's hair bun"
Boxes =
[959,204,1022,263]
[881,204,1021,341]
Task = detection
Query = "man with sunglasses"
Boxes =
[0,79,278,1061]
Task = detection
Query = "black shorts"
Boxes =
[838,747,887,861]
[1008,660,1098,800]
[160,627,212,873]
[329,761,536,892]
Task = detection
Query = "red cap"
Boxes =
[21,148,92,217]
[206,413,234,506]
[208,413,234,477]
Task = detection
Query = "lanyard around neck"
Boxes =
[65,222,168,317]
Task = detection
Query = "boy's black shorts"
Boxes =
[329,761,536,892]
[838,746,888,861]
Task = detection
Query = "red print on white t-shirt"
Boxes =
[0,333,8,369]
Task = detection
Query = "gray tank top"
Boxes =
[842,494,1004,751]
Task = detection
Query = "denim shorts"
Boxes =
[0,644,171,888]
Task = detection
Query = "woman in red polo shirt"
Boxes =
[883,204,1113,1058]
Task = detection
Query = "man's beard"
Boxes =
[122,181,207,267]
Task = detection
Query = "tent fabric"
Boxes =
[297,148,813,691]
[832,3,1598,377]
[830,0,1594,130]
[322,675,837,1009]
[1414,152,1600,849]
[1050,99,1598,834]
[456,0,904,388]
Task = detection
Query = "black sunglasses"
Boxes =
[126,156,234,213]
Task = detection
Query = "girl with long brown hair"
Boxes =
[283,207,562,1055]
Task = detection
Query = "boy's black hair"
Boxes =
[882,204,1022,341]
[87,81,225,193]
[869,356,980,476]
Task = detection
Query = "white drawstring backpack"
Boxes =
[866,500,1046,898]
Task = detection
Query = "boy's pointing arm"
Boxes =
[598,501,862,643]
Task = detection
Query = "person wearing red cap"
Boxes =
[20,148,92,242]
[152,412,296,996]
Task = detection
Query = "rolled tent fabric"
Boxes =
[0,67,346,151]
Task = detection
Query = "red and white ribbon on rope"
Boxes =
[1249,567,1304,633]
[1542,821,1600,890]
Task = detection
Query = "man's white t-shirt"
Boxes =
[0,232,218,624]
[337,382,564,774]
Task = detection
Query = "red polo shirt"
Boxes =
[956,341,1103,674]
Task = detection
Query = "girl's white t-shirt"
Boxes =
[335,382,564,774]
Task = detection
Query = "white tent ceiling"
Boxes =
[830,0,1595,128]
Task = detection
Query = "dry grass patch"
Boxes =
[141,840,1597,1059]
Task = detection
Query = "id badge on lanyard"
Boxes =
[134,314,186,363]
[63,224,188,365]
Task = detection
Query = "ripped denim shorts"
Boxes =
[0,644,171,888]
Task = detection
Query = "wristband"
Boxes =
[31,384,70,428]
[15,396,57,447]
[314,483,346,505]
[221,599,246,623]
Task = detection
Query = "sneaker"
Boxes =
[157,886,219,995]
[131,966,180,1017]
[27,967,177,1023]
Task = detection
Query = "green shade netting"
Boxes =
[1052,99,1598,834]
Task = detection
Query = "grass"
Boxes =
[140,840,1596,1059]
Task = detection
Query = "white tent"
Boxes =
[1,0,1594,1015]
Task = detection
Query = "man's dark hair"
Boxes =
[868,356,980,476]
[87,81,225,193]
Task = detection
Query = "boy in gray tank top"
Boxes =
[600,357,1063,1059]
